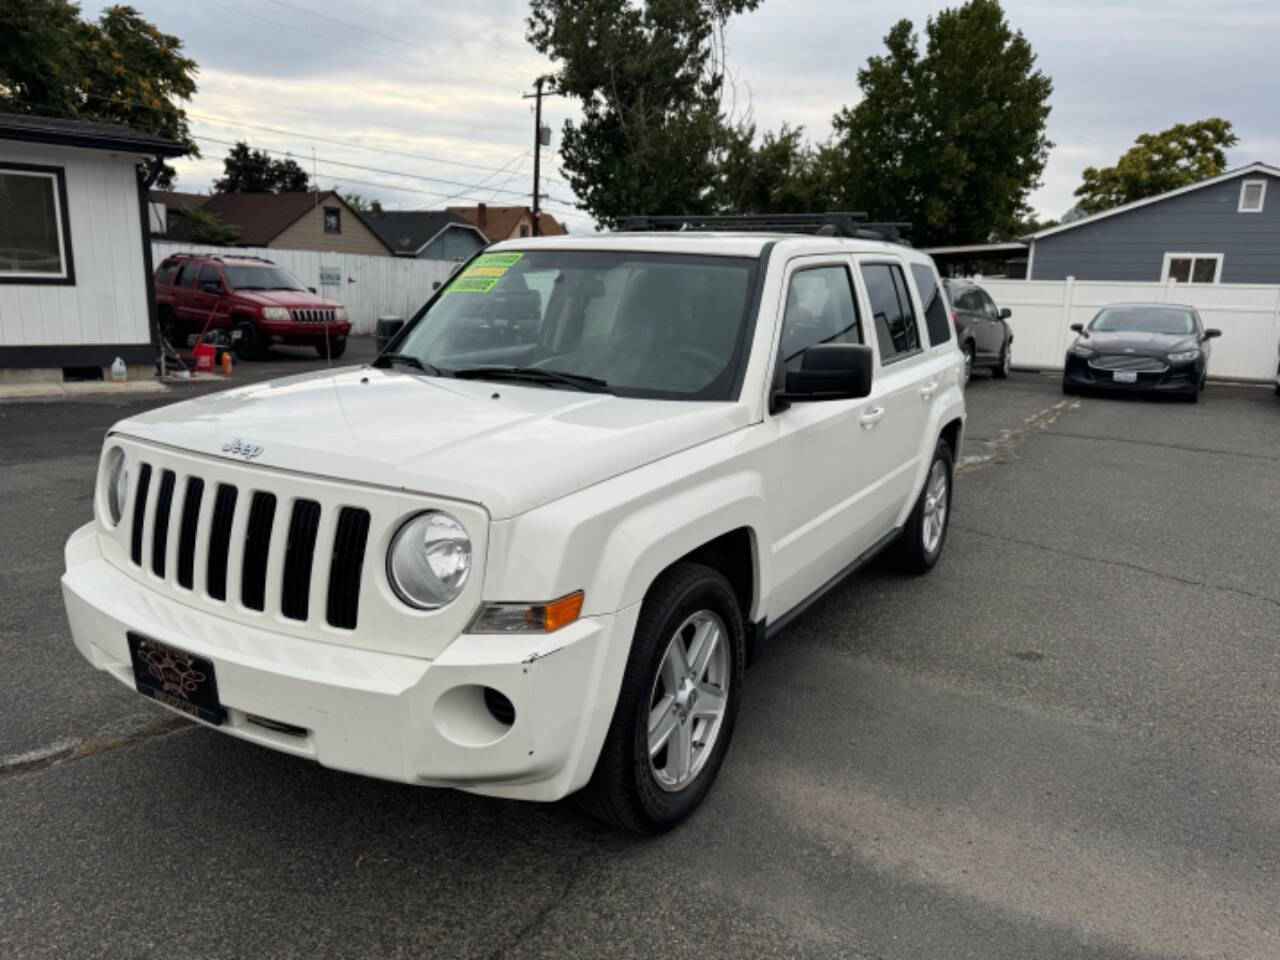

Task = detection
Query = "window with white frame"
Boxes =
[1162,253,1223,284]
[1238,179,1266,213]
[0,165,72,282]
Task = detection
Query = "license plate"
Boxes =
[127,632,223,725]
[1113,371,1138,383]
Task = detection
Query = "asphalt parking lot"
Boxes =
[2,346,1278,959]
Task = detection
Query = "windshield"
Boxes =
[1091,306,1196,335]
[224,265,307,291]
[392,250,759,400]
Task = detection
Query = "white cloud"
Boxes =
[136,0,1279,233]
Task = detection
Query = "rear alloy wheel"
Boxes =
[577,562,743,833]
[993,341,1011,379]
[895,438,954,574]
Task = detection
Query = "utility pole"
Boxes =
[523,76,552,236]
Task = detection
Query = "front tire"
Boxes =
[577,562,744,833]
[234,321,267,361]
[895,438,954,575]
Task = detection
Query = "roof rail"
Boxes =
[163,252,275,263]
[618,212,912,244]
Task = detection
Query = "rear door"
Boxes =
[975,287,1006,355]
[856,257,940,526]
[768,256,898,617]
[170,260,200,327]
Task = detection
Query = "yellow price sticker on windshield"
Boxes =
[463,266,508,278]
[447,275,501,294]
[471,252,524,269]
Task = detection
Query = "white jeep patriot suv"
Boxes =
[63,214,965,832]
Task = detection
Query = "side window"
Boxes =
[197,264,222,290]
[861,263,920,363]
[175,262,200,288]
[779,265,861,372]
[910,263,951,346]
[978,290,1000,320]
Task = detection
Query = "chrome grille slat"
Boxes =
[291,308,335,324]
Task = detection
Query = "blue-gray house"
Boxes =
[357,207,488,262]
[1026,163,1280,284]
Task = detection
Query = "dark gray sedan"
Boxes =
[1062,303,1220,403]
[942,278,1014,383]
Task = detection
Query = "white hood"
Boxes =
[112,367,749,519]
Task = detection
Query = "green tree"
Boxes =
[713,123,828,214]
[178,208,240,245]
[213,141,311,193]
[1073,118,1237,214]
[341,191,373,212]
[527,0,760,227]
[826,0,1052,246]
[0,1,198,188]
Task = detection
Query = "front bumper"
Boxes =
[257,320,352,346]
[62,522,634,801]
[1062,354,1200,394]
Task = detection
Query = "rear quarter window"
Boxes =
[910,263,952,346]
[155,261,179,285]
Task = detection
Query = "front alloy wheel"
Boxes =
[895,437,954,574]
[647,611,730,792]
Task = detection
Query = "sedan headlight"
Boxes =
[1167,348,1200,363]
[387,511,472,609]
[104,446,128,526]
[261,306,291,322]
[1071,343,1094,357]
[334,307,349,323]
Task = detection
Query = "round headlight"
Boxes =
[387,511,472,609]
[105,447,128,526]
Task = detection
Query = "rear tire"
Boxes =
[962,342,974,386]
[234,321,267,361]
[992,340,1011,379]
[895,437,954,575]
[576,562,744,834]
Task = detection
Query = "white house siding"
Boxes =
[979,278,1280,382]
[0,140,151,350]
[153,241,454,335]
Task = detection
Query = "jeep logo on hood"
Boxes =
[222,438,264,461]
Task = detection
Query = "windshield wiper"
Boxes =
[452,366,612,393]
[373,353,442,376]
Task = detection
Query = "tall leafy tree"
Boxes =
[527,0,759,227]
[213,141,310,193]
[1073,118,1237,214]
[713,123,829,214]
[826,0,1052,246]
[0,1,198,188]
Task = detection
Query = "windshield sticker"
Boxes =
[462,266,508,278]
[446,275,502,294]
[470,252,524,269]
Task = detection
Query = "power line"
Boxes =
[80,90,568,188]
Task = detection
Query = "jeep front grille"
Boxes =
[291,308,336,324]
[127,462,371,629]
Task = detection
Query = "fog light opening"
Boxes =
[483,687,516,727]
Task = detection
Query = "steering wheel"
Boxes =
[651,347,724,381]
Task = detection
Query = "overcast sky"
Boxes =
[135,0,1279,232]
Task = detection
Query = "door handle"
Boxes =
[919,381,939,400]
[859,406,886,428]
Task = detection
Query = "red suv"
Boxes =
[154,254,352,360]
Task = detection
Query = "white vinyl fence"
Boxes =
[980,278,1280,382]
[152,242,455,336]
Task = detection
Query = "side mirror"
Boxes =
[780,343,874,403]
[308,286,317,294]
[1069,323,1083,333]
[375,316,405,352]
[200,281,222,295]
[1203,328,1221,339]
[999,307,1012,319]
[432,281,441,291]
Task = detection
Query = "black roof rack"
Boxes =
[618,213,912,244]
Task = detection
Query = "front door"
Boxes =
[768,257,901,619]
[191,264,228,332]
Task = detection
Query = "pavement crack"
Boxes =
[479,830,601,960]
[1035,429,1280,464]
[953,524,1280,610]
[956,399,1079,475]
[0,717,191,780]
